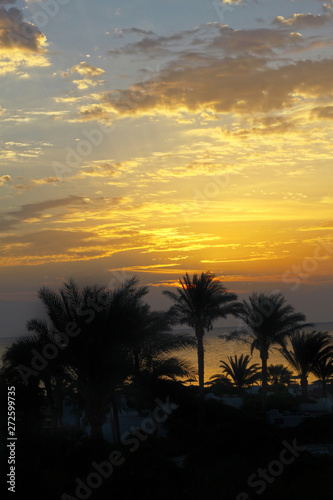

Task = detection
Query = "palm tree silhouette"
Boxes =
[210,354,261,388]
[32,279,115,440]
[163,272,239,402]
[126,346,195,437]
[3,329,73,428]
[223,292,310,412]
[267,364,292,387]
[311,356,333,398]
[4,276,196,441]
[2,335,51,431]
[280,330,333,401]
[119,312,196,439]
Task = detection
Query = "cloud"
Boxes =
[272,13,332,28]
[0,6,49,74]
[111,27,155,38]
[207,26,302,55]
[108,264,180,273]
[226,114,298,136]
[0,195,128,232]
[54,95,87,104]
[60,62,105,92]
[97,56,333,118]
[73,104,111,122]
[73,23,330,122]
[72,78,104,90]
[311,105,333,120]
[70,61,105,77]
[108,25,201,57]
[297,221,333,232]
[154,160,239,179]
[0,229,104,265]
[201,254,283,263]
[0,195,88,230]
[0,174,12,185]
[0,7,47,52]
[108,37,172,57]
[108,24,300,59]
[72,160,137,180]
[13,176,61,191]
[323,2,333,12]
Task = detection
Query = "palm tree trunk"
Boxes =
[134,352,140,373]
[260,351,268,414]
[111,397,121,444]
[44,377,57,428]
[84,389,106,441]
[196,327,205,401]
[152,407,159,439]
[301,374,308,402]
[55,377,64,427]
[196,325,205,428]
[27,381,42,432]
[86,404,105,441]
[322,380,327,398]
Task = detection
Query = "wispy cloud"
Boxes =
[311,105,333,120]
[13,176,61,191]
[272,13,333,28]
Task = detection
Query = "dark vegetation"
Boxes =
[1,273,333,499]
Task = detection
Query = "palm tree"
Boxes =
[163,272,239,401]
[2,337,45,432]
[106,283,196,441]
[222,292,310,412]
[280,330,333,401]
[29,279,109,440]
[268,364,292,387]
[2,330,73,428]
[119,320,196,440]
[311,356,333,398]
[210,354,261,388]
[126,352,195,429]
[11,276,196,441]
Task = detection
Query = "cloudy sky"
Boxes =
[0,0,333,337]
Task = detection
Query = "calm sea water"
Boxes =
[1,322,332,384]
[178,322,333,384]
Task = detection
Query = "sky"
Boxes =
[0,0,333,337]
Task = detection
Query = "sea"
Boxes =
[1,322,333,384]
[178,322,333,384]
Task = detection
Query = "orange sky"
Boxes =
[0,0,332,336]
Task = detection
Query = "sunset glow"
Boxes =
[1,0,332,335]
